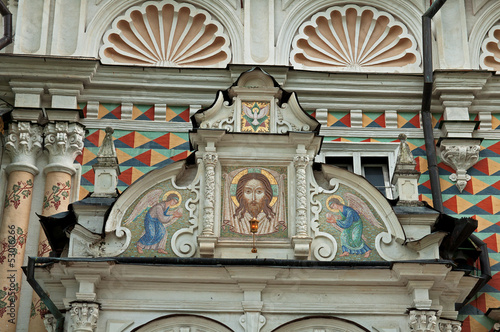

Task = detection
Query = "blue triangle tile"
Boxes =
[481,224,500,233]
[331,122,349,127]
[80,177,93,186]
[120,159,149,167]
[476,186,500,196]
[101,112,120,120]
[468,168,489,176]
[117,179,129,187]
[461,206,491,215]
[479,283,500,293]
[411,147,427,157]
[169,142,190,150]
[366,122,383,128]
[169,115,189,123]
[401,122,418,129]
[479,150,500,158]
[135,141,167,150]
[458,303,483,315]
[442,186,465,195]
[113,140,134,149]
[418,185,432,194]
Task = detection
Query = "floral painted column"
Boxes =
[29,121,84,330]
[0,121,42,332]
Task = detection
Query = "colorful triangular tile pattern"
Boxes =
[362,112,385,128]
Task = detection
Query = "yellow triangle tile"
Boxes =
[133,132,151,148]
[439,178,454,191]
[79,186,89,200]
[116,149,133,163]
[470,177,490,194]
[168,133,187,149]
[486,293,500,309]
[492,115,500,129]
[476,215,494,232]
[406,141,419,152]
[165,108,177,122]
[456,196,474,214]
[339,138,351,142]
[492,196,500,215]
[362,114,371,127]
[468,317,489,332]
[131,168,145,184]
[132,106,143,120]
[150,150,168,166]
[82,148,97,165]
[490,257,499,268]
[487,158,500,175]
[416,157,428,174]
[397,114,407,128]
[98,104,110,119]
[420,194,432,205]
[327,113,337,127]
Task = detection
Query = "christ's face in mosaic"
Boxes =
[235,173,274,220]
[243,179,266,217]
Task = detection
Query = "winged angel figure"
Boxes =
[326,192,383,258]
[243,103,269,126]
[124,189,182,254]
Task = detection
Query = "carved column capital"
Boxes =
[409,310,438,332]
[4,121,43,175]
[203,152,218,166]
[70,302,100,332]
[43,313,57,332]
[439,319,462,332]
[293,154,310,168]
[44,121,85,175]
[439,139,481,193]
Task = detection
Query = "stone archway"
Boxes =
[273,317,370,332]
[133,315,234,332]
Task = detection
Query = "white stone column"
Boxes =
[292,154,312,259]
[198,152,218,257]
[69,302,99,332]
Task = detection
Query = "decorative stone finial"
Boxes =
[392,134,421,204]
[397,134,416,166]
[91,127,120,197]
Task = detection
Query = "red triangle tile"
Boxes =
[171,151,190,162]
[74,153,83,165]
[153,133,171,148]
[118,132,135,148]
[443,196,458,214]
[82,105,87,118]
[144,106,155,121]
[374,114,385,127]
[473,158,490,175]
[437,162,455,174]
[488,271,500,290]
[477,196,494,214]
[470,293,487,312]
[111,105,122,119]
[178,108,190,122]
[492,180,500,191]
[310,111,316,119]
[86,130,101,147]
[340,113,351,127]
[135,150,153,166]
[82,169,95,185]
[119,168,133,186]
[332,138,342,141]
[487,141,500,155]
[409,114,420,128]
[420,179,432,189]
[483,234,499,252]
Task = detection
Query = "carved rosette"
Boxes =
[43,314,57,332]
[409,310,437,332]
[294,155,310,237]
[202,152,218,236]
[439,141,481,193]
[44,122,85,173]
[4,121,43,174]
[439,319,462,332]
[70,302,100,332]
[480,25,500,70]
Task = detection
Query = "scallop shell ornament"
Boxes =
[99,0,231,68]
[480,25,500,70]
[290,5,420,72]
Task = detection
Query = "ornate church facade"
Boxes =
[1,0,500,331]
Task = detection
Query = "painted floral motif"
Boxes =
[30,297,48,318]
[43,181,71,211]
[0,226,25,318]
[4,179,33,209]
[37,239,52,257]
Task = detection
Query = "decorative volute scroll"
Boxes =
[480,25,500,70]
[439,139,481,193]
[409,310,438,332]
[99,0,231,67]
[70,302,100,332]
[439,319,462,332]
[44,121,85,174]
[290,5,421,72]
[4,121,43,174]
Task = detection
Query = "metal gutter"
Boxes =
[22,258,64,332]
[0,0,12,50]
[421,0,447,213]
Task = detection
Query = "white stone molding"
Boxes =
[409,310,438,332]
[99,0,231,68]
[350,110,362,128]
[14,0,51,54]
[43,121,85,175]
[134,315,232,332]
[196,91,235,131]
[480,24,500,70]
[315,108,328,126]
[294,154,310,237]
[154,104,166,122]
[439,319,462,332]
[70,302,100,332]
[439,140,481,193]
[243,0,274,64]
[4,121,43,175]
[290,5,421,72]
[276,0,423,66]
[43,313,57,332]
[201,152,218,236]
[274,317,369,332]
[86,101,100,119]
[478,111,492,130]
[385,110,398,128]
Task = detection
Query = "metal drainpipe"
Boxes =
[0,0,13,50]
[421,0,447,213]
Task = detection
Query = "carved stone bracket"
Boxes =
[439,319,462,332]
[409,310,438,332]
[44,121,85,175]
[439,139,481,192]
[70,302,100,332]
[4,121,43,175]
[201,152,218,236]
[494,322,500,332]
[43,313,57,332]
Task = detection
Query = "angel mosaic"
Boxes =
[326,193,383,258]
[124,190,183,254]
[241,101,270,133]
[222,167,286,235]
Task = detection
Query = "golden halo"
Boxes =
[230,168,278,207]
[162,190,182,209]
[326,195,344,212]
